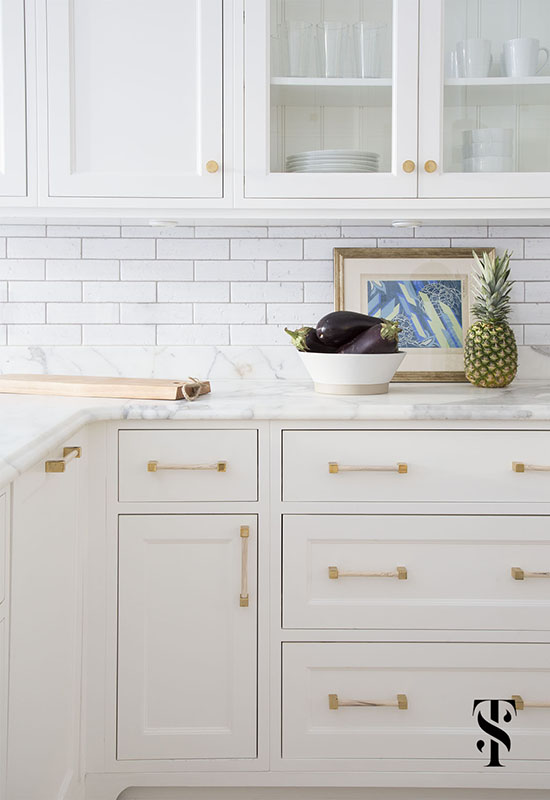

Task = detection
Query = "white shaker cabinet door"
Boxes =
[45,0,223,199]
[117,515,257,760]
[0,0,27,197]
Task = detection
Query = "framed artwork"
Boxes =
[334,247,495,382]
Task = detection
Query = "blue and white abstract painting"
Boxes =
[367,279,463,349]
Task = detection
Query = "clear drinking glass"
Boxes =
[353,23,384,78]
[317,22,347,78]
[283,21,317,78]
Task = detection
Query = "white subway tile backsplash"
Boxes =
[157,282,229,302]
[8,238,80,259]
[195,260,266,281]
[47,303,118,324]
[418,226,487,238]
[0,259,45,280]
[157,239,229,260]
[120,260,193,281]
[194,303,265,324]
[379,238,450,248]
[510,303,550,324]
[156,324,230,345]
[303,238,375,259]
[9,281,81,302]
[0,325,6,345]
[82,238,155,259]
[47,225,120,238]
[525,282,550,302]
[304,282,333,302]
[120,303,192,324]
[196,226,267,239]
[452,238,524,256]
[231,282,303,303]
[122,225,194,238]
[510,260,550,281]
[269,225,340,238]
[83,281,156,302]
[230,324,288,345]
[46,259,119,280]
[7,324,81,345]
[231,238,302,260]
[0,225,45,237]
[0,302,45,323]
[267,303,332,324]
[0,282,6,302]
[268,260,332,281]
[342,226,413,238]
[82,324,156,345]
[524,325,550,345]
[525,239,550,259]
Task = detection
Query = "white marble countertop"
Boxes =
[1,379,550,490]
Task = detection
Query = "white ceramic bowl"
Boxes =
[463,141,513,157]
[463,128,513,145]
[299,351,406,395]
[463,155,514,172]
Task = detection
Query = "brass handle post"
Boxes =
[45,446,82,473]
[240,525,249,607]
[402,160,415,173]
[512,695,550,711]
[147,460,226,472]
[511,567,550,580]
[329,462,407,474]
[329,693,408,710]
[206,160,220,173]
[329,566,407,580]
[512,462,550,473]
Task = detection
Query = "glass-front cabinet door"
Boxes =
[244,0,419,199]
[419,0,550,197]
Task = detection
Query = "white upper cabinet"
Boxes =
[419,0,550,198]
[0,0,27,197]
[244,0,419,199]
[45,0,223,200]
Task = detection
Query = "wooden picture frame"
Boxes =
[334,247,495,382]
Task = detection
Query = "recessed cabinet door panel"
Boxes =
[0,494,6,606]
[117,515,257,760]
[283,515,550,630]
[0,617,6,800]
[0,0,27,197]
[46,0,222,199]
[283,643,550,761]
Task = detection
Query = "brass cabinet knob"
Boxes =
[424,160,438,173]
[206,160,220,173]
[402,160,416,173]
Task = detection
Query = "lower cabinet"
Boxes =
[0,492,6,800]
[282,643,550,762]
[117,514,257,760]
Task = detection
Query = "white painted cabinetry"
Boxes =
[117,514,257,760]
[0,492,8,800]
[45,0,223,200]
[0,0,27,198]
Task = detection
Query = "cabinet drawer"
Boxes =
[283,643,550,761]
[119,429,258,502]
[283,430,550,503]
[283,515,550,630]
[0,494,6,606]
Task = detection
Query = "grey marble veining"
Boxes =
[1,379,550,491]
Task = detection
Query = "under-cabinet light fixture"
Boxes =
[391,220,423,228]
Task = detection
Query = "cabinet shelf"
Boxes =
[446,76,550,87]
[271,77,392,87]
[271,77,392,108]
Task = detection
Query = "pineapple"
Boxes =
[464,250,518,388]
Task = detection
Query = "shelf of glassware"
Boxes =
[271,77,392,107]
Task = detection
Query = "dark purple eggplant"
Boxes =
[285,326,339,353]
[339,320,400,354]
[316,310,384,347]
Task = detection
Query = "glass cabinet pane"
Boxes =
[269,0,393,175]
[443,0,550,174]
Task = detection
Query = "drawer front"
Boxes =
[119,429,258,502]
[282,430,550,503]
[283,643,550,761]
[0,494,6,606]
[283,515,550,630]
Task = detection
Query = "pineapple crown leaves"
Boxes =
[471,249,514,325]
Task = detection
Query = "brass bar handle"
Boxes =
[511,567,550,580]
[512,695,550,711]
[329,693,408,710]
[240,526,249,607]
[329,566,407,580]
[45,446,82,473]
[147,460,227,472]
[329,462,408,474]
[512,462,550,473]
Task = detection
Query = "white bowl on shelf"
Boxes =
[463,128,513,145]
[463,140,513,157]
[463,155,514,172]
[299,351,406,395]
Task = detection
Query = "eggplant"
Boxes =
[339,320,400,354]
[285,326,339,353]
[316,310,384,347]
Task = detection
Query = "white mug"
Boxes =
[503,37,549,77]
[456,39,492,78]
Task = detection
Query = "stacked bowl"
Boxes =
[463,128,514,172]
[285,149,379,173]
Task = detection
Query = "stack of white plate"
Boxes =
[285,149,379,173]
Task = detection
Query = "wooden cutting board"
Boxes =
[0,374,211,401]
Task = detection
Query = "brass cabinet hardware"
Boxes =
[511,567,550,580]
[206,160,220,173]
[329,693,408,710]
[147,460,227,472]
[328,462,408,474]
[240,525,249,607]
[512,695,550,711]
[424,159,437,173]
[512,461,550,473]
[329,566,407,580]
[402,159,416,173]
[45,446,81,473]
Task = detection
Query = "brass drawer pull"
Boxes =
[329,566,407,580]
[512,695,550,711]
[147,460,227,472]
[511,567,550,580]
[240,525,249,607]
[45,446,81,473]
[512,462,550,472]
[329,693,408,710]
[329,462,408,474]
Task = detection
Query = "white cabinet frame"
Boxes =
[0,0,28,198]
